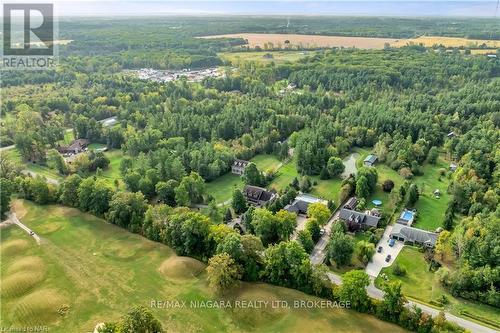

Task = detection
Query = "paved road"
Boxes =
[365,225,404,277]
[7,213,41,245]
[310,209,340,264]
[325,271,495,333]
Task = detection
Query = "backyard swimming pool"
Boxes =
[401,210,415,221]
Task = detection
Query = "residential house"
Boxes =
[363,154,378,167]
[57,139,89,155]
[284,193,327,215]
[343,197,358,210]
[242,185,277,206]
[339,208,381,231]
[231,159,250,176]
[390,224,438,248]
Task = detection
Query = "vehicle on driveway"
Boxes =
[320,228,325,236]
[377,246,383,253]
[29,231,35,236]
[388,238,396,247]
[385,254,392,262]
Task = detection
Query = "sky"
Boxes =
[3,0,500,17]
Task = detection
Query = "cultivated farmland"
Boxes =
[202,33,398,49]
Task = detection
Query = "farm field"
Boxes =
[0,200,407,333]
[391,36,500,48]
[376,247,500,329]
[204,33,500,51]
[202,33,398,49]
[220,51,314,65]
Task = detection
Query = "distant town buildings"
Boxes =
[132,67,223,83]
[363,154,378,167]
[242,185,277,206]
[231,159,250,176]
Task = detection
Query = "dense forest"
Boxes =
[1,16,498,332]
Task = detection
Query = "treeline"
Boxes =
[0,158,466,333]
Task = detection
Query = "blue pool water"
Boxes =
[402,211,414,221]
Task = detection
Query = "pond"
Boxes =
[341,152,359,179]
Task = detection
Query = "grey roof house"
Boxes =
[339,208,381,230]
[231,159,250,175]
[284,193,327,215]
[242,185,277,206]
[390,224,438,248]
[363,154,378,167]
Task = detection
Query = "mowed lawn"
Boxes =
[98,149,125,188]
[250,154,282,171]
[355,147,450,229]
[0,200,407,333]
[206,173,243,203]
[376,247,500,329]
[220,51,314,65]
[3,148,63,181]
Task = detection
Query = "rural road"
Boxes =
[21,170,60,185]
[325,266,495,332]
[5,212,41,245]
[310,208,341,264]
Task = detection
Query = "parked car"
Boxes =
[29,231,34,236]
[319,228,325,236]
[377,246,383,253]
[388,239,396,247]
[385,254,392,262]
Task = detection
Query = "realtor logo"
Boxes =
[2,3,57,69]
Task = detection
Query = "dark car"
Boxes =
[385,254,392,262]
[377,246,383,253]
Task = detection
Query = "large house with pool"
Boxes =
[390,224,438,248]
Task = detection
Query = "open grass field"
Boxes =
[98,149,125,188]
[375,247,500,329]
[392,36,500,49]
[268,158,299,192]
[0,200,408,333]
[205,154,281,204]
[2,147,124,187]
[3,149,63,181]
[202,33,398,49]
[354,148,450,230]
[206,173,243,203]
[250,154,282,172]
[220,51,314,65]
